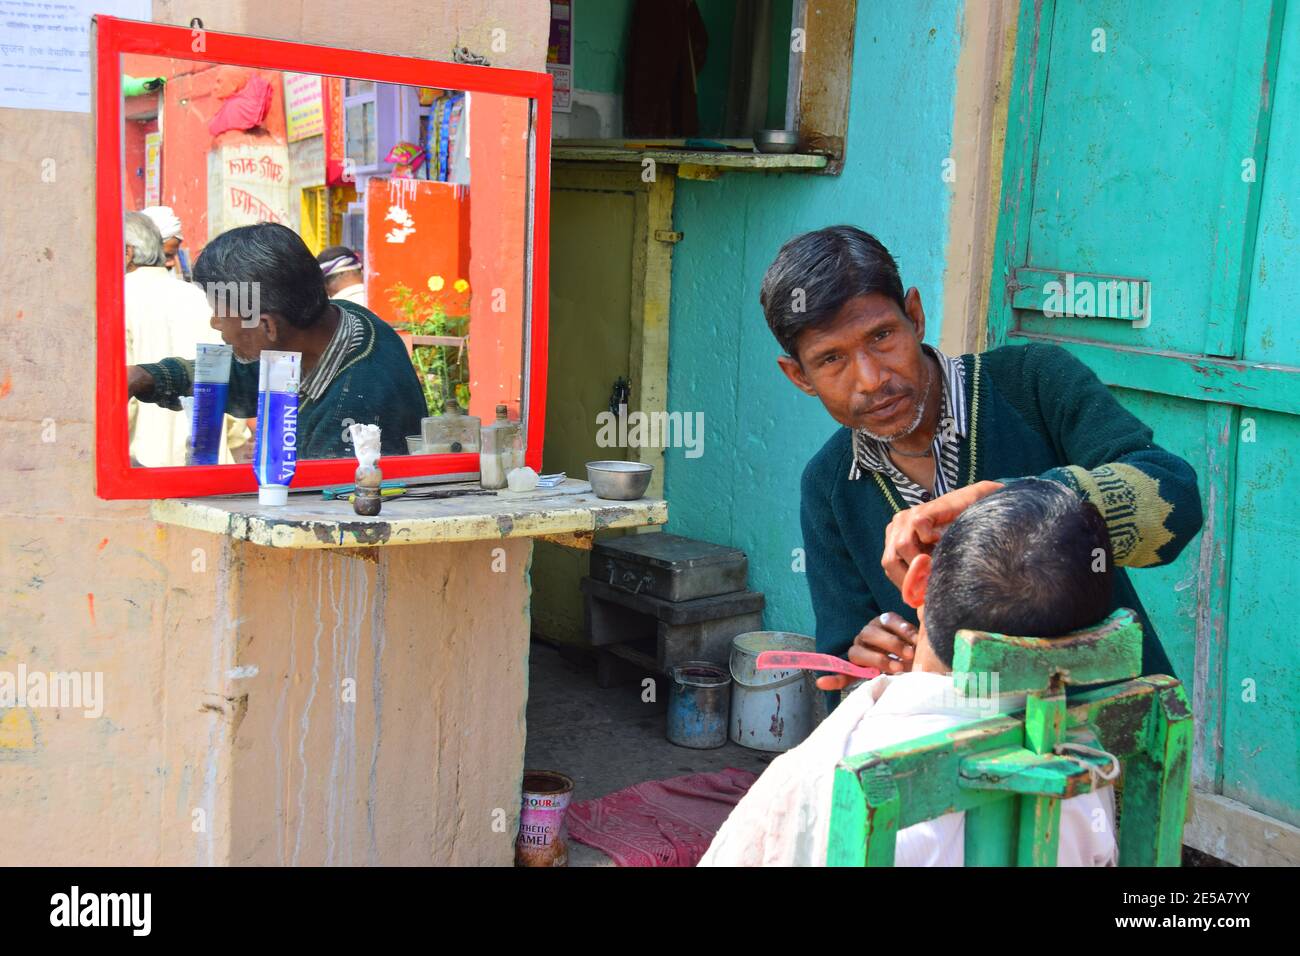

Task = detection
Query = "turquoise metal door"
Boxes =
[991,0,1300,852]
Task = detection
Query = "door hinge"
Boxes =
[654,229,683,244]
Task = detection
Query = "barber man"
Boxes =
[762,227,1203,699]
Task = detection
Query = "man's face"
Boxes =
[161,237,181,272]
[778,290,930,437]
[211,308,275,364]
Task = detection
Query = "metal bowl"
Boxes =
[754,128,799,154]
[586,460,654,500]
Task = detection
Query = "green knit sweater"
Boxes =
[800,342,1204,684]
[138,301,427,459]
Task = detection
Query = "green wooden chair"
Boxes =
[825,609,1192,866]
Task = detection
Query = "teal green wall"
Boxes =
[663,1,964,638]
[571,0,633,94]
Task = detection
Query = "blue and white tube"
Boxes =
[253,350,301,506]
[189,343,232,465]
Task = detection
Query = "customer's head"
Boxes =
[762,226,933,443]
[124,211,165,271]
[141,205,185,273]
[194,223,331,362]
[901,479,1115,670]
[317,245,363,297]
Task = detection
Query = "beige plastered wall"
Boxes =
[0,0,547,865]
[939,0,1019,357]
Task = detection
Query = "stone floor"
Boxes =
[523,639,776,866]
[523,640,1232,868]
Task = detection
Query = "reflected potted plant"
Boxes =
[387,277,471,416]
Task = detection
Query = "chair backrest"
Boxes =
[825,609,1192,866]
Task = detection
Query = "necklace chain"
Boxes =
[870,354,982,514]
[889,444,933,459]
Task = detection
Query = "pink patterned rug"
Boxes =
[566,767,759,867]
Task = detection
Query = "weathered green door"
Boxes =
[532,170,637,645]
[532,164,675,646]
[991,0,1300,857]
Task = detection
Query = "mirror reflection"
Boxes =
[120,56,532,466]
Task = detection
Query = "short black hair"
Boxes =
[759,225,906,359]
[317,244,359,262]
[194,223,329,329]
[924,479,1114,668]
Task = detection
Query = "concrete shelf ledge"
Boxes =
[552,144,828,171]
[151,479,667,550]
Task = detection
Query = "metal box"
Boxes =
[589,532,748,603]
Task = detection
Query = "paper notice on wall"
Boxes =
[143,130,161,206]
[547,65,571,113]
[0,0,151,112]
[284,72,324,142]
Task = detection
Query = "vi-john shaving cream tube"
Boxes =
[189,343,233,465]
[253,350,301,506]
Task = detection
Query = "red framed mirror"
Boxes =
[95,16,550,499]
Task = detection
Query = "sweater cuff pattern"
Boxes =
[1049,463,1176,567]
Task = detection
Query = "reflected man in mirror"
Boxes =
[127,222,427,459]
[140,205,191,281]
[123,212,249,467]
[317,245,367,309]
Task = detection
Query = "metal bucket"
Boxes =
[667,661,731,749]
[729,631,817,752]
[515,770,574,866]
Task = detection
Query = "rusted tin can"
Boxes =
[515,770,575,866]
[667,661,730,749]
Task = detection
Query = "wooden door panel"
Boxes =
[993,0,1299,845]
[531,185,637,645]
[1018,1,1276,355]
[1244,8,1300,368]
[1227,7,1300,823]
[542,187,636,472]
[1222,410,1300,826]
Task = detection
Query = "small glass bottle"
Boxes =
[421,397,481,454]
[480,404,522,490]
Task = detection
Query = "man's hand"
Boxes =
[880,480,1004,588]
[815,612,917,692]
[127,365,155,400]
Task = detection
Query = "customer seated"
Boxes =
[700,478,1120,867]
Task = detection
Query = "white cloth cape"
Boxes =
[700,671,1117,867]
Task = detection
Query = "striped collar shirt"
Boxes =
[847,345,968,506]
[300,304,366,404]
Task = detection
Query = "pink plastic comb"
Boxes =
[755,650,881,681]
